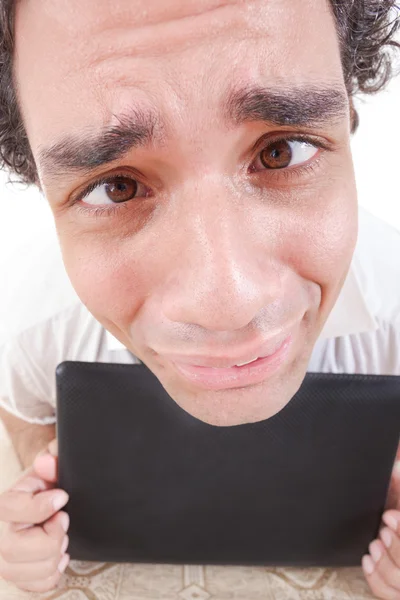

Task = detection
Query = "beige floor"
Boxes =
[0,421,374,600]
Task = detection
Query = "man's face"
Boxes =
[14,0,357,425]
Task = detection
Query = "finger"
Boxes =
[12,472,53,494]
[381,527,400,569]
[9,473,55,530]
[383,510,400,534]
[43,510,70,540]
[10,474,54,530]
[362,554,400,600]
[12,509,69,541]
[1,513,69,562]
[0,552,69,584]
[12,474,54,530]
[33,453,58,484]
[0,487,68,525]
[369,538,400,591]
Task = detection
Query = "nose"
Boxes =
[160,184,283,332]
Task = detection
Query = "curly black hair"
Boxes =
[0,0,399,187]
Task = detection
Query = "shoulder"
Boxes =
[0,302,108,400]
[0,302,109,422]
[309,322,400,375]
[15,302,107,360]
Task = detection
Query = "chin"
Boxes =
[157,355,308,427]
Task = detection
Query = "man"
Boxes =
[0,0,399,596]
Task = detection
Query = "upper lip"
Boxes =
[164,330,291,369]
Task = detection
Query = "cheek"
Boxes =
[59,238,148,326]
[283,176,358,300]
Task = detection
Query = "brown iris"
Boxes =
[260,140,292,169]
[105,177,138,203]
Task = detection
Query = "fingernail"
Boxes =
[369,542,382,563]
[381,528,392,549]
[52,491,69,512]
[61,535,69,555]
[383,513,398,531]
[60,512,70,532]
[362,555,375,575]
[58,553,70,573]
[394,461,400,476]
[48,439,58,457]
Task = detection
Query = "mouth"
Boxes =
[169,335,293,391]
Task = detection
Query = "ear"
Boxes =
[349,97,359,134]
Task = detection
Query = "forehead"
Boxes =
[14,0,343,154]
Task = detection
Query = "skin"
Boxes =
[2,0,398,596]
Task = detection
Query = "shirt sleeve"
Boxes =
[0,302,111,426]
[308,318,400,376]
[0,336,56,426]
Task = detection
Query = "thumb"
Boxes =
[32,438,59,483]
[33,452,58,484]
[35,438,58,459]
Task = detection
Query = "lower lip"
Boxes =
[171,336,292,391]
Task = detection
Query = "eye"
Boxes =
[78,175,150,206]
[253,138,319,171]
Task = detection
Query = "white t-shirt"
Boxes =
[0,207,399,426]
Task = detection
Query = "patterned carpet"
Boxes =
[0,421,375,600]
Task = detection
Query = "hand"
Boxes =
[362,456,400,599]
[0,438,70,592]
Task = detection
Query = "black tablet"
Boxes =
[56,362,400,567]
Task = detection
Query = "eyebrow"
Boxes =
[224,85,348,128]
[38,109,162,184]
[38,84,348,185]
